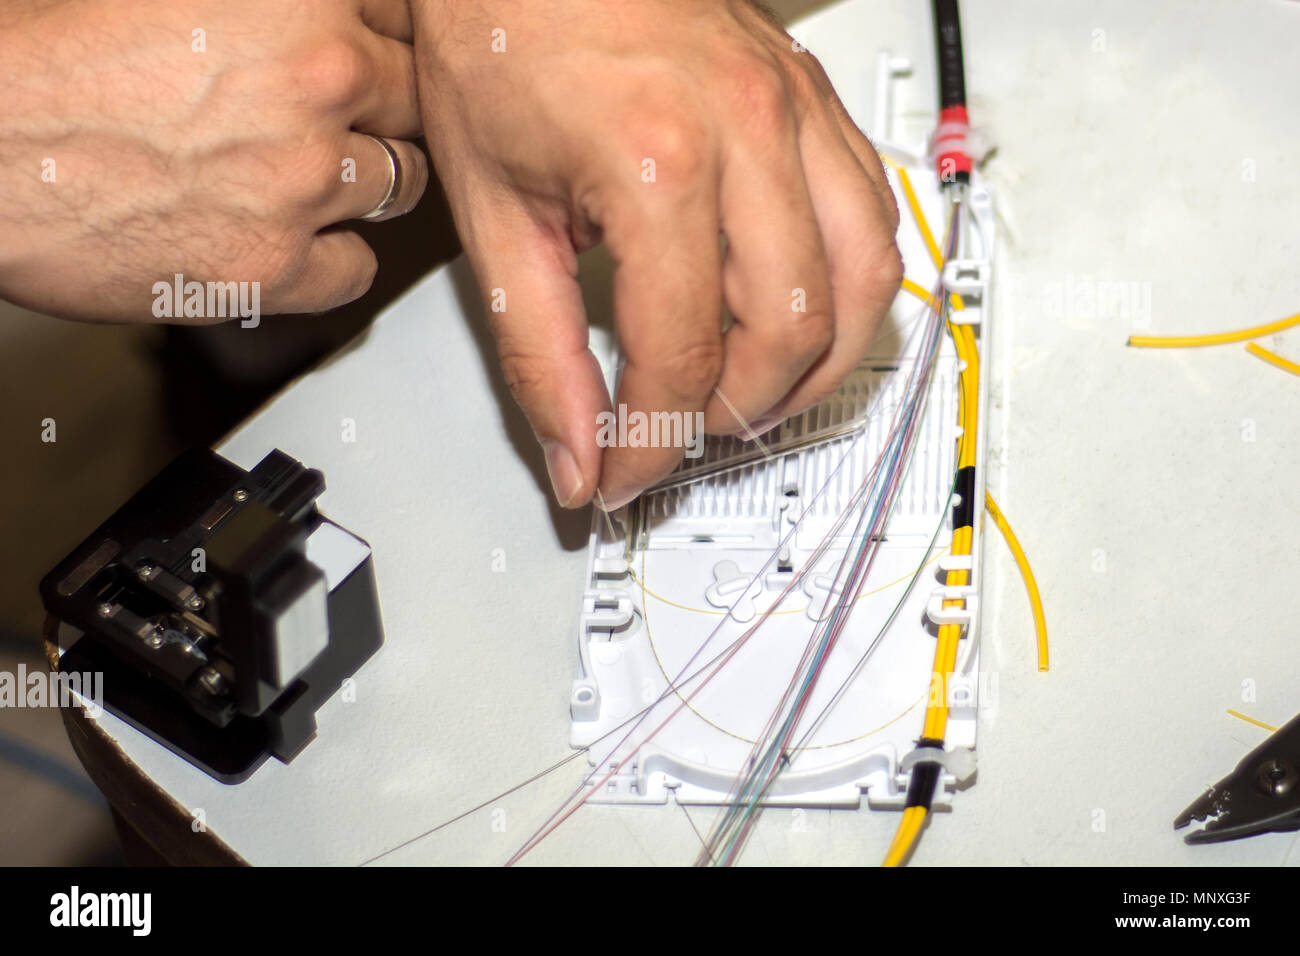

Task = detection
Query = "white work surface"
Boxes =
[90,0,1300,864]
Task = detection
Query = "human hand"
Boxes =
[0,0,428,322]
[412,0,901,509]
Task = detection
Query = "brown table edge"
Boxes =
[43,615,247,866]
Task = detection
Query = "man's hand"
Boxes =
[0,0,427,321]
[412,0,901,509]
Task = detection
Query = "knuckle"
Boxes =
[842,234,905,310]
[496,350,551,404]
[792,308,836,356]
[790,50,831,97]
[884,188,902,232]
[872,166,903,233]
[873,243,905,298]
[782,67,818,109]
[340,246,378,302]
[721,58,790,134]
[625,107,707,183]
[657,337,724,397]
[297,40,370,107]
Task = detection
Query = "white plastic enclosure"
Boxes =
[570,52,995,812]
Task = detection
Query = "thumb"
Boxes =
[463,207,610,508]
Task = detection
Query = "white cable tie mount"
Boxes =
[925,585,977,629]
[942,260,989,320]
[900,745,977,787]
[937,553,973,573]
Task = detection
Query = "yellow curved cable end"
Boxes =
[1226,709,1278,733]
[984,490,1049,672]
[1245,342,1300,378]
[901,275,967,314]
[1127,311,1300,348]
[901,276,940,312]
[882,806,927,867]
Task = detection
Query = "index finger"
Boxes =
[597,185,724,510]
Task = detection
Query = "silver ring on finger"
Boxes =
[359,134,403,220]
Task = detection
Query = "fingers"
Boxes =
[287,31,418,140]
[462,199,611,509]
[264,228,379,313]
[283,23,423,227]
[598,175,725,509]
[837,111,901,232]
[358,0,413,42]
[800,53,900,229]
[711,67,835,436]
[316,133,427,225]
[759,109,902,424]
[351,31,422,139]
[299,133,426,227]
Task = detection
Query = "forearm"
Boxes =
[0,2,68,282]
[0,2,148,297]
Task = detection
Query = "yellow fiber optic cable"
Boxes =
[984,490,1049,672]
[882,806,928,867]
[1127,312,1300,348]
[1245,342,1300,378]
[1226,709,1278,733]
[884,158,966,312]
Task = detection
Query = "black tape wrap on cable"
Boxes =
[933,0,967,110]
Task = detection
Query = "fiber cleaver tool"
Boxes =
[40,448,384,783]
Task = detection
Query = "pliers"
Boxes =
[1175,711,1300,844]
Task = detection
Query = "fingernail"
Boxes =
[596,487,638,512]
[748,416,781,437]
[541,439,583,508]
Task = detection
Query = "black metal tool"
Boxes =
[40,448,384,783]
[1174,711,1300,844]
